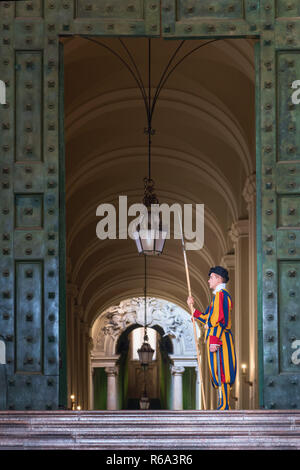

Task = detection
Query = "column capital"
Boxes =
[105,366,118,376]
[171,365,185,376]
[229,219,249,244]
[220,254,235,270]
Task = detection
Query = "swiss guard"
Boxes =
[187,266,236,410]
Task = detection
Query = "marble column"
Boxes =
[243,174,257,409]
[105,367,119,410]
[90,367,95,411]
[171,365,185,410]
[229,219,249,410]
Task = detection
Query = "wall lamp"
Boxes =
[241,364,253,386]
[70,394,76,410]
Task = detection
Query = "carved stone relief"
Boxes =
[92,297,197,357]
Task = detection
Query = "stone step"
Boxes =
[0,410,299,449]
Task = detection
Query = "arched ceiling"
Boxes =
[62,36,257,326]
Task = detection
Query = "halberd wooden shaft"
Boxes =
[178,213,207,411]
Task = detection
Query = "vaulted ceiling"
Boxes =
[62,36,257,327]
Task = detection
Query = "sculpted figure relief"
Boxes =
[96,297,195,353]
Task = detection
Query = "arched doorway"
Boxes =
[90,297,201,410]
[64,35,258,412]
[116,325,173,410]
[1,0,300,414]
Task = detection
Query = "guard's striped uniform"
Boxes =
[193,289,236,410]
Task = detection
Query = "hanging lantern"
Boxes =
[137,339,154,366]
[134,209,167,256]
[139,389,150,410]
[133,178,167,256]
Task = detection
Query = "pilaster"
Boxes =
[229,219,250,410]
[243,174,258,409]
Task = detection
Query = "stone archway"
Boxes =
[90,297,201,410]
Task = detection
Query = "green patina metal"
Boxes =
[0,0,299,409]
[255,39,264,408]
[58,41,67,409]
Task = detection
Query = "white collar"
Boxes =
[213,283,226,295]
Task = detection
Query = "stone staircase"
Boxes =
[0,410,299,450]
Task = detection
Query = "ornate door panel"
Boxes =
[161,0,260,37]
[0,0,160,411]
[258,4,300,409]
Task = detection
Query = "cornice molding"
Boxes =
[229,219,249,243]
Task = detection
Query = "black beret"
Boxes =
[208,266,229,283]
